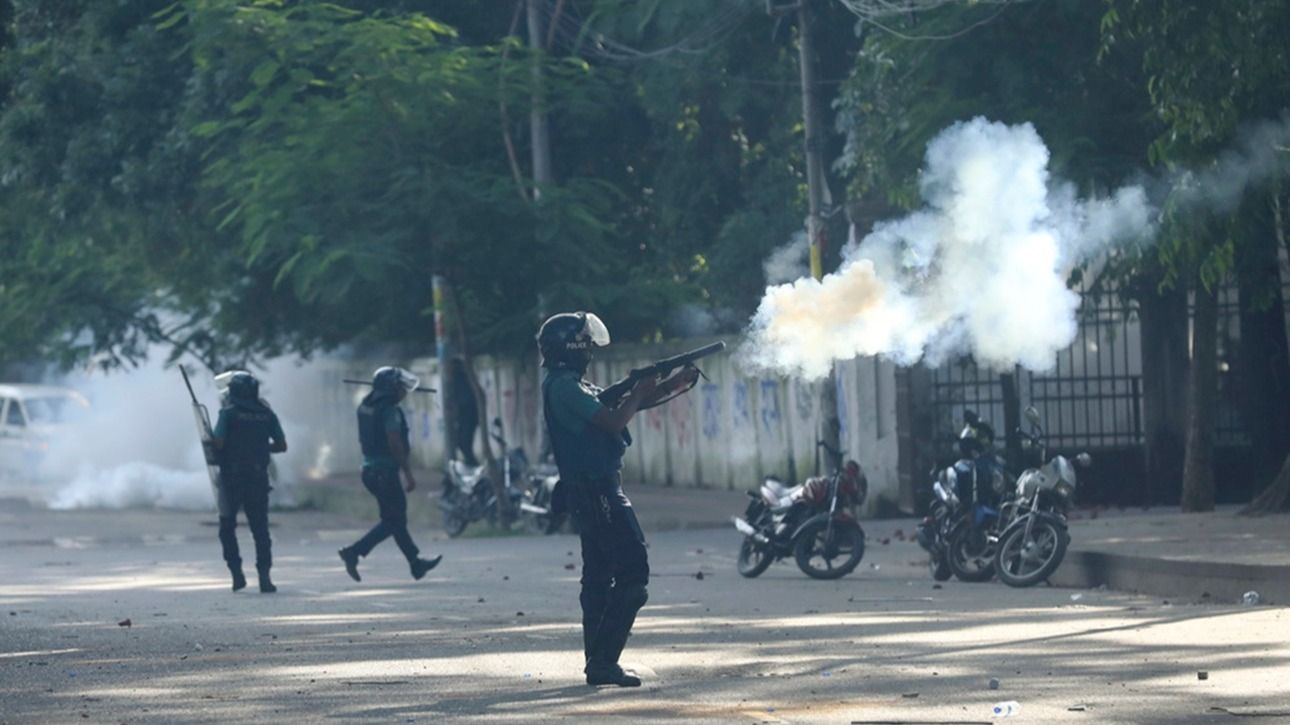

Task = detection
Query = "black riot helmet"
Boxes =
[371,366,420,400]
[221,370,259,404]
[536,311,611,372]
[957,409,996,457]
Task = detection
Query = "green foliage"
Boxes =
[835,0,1155,207]
[1103,0,1290,288]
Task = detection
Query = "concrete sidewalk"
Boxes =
[1049,506,1290,604]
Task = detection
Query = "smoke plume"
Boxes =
[744,117,1156,379]
[9,353,337,510]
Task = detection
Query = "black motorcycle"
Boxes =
[733,442,868,580]
[915,468,957,582]
[993,406,1090,587]
[941,411,1013,583]
[438,419,524,537]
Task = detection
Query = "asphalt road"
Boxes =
[1,507,1287,724]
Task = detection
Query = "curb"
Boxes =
[1050,550,1290,604]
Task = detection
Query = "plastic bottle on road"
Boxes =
[992,701,1021,718]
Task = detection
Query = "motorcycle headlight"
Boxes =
[1055,480,1075,501]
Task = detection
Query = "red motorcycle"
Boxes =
[733,442,868,580]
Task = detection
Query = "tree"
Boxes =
[1105,0,1290,512]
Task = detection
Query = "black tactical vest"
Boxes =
[219,404,276,469]
[357,396,408,466]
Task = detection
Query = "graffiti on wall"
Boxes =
[701,383,721,440]
[759,380,781,435]
[732,382,751,430]
[670,393,692,450]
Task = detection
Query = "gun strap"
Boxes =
[638,372,699,411]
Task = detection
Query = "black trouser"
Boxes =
[570,473,650,669]
[349,465,420,563]
[217,465,272,573]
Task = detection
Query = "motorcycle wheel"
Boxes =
[737,537,774,578]
[442,509,468,538]
[793,520,865,580]
[929,553,953,582]
[946,526,995,582]
[995,519,1068,587]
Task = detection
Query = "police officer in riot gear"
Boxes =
[338,366,442,582]
[211,371,287,593]
[538,312,698,687]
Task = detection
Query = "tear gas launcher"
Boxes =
[179,365,221,497]
[598,341,725,409]
[342,379,437,393]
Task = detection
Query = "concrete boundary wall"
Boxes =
[299,340,900,515]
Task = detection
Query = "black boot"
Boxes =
[410,555,442,580]
[230,565,247,592]
[585,662,641,687]
[258,569,276,594]
[338,547,361,582]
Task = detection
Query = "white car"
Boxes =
[0,384,91,478]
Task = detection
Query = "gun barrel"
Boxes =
[657,340,726,368]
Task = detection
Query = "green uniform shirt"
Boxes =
[544,369,606,435]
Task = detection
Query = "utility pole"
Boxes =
[794,0,842,467]
[527,0,553,197]
[432,275,457,463]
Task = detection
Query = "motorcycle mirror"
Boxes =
[1075,452,1093,468]
[1024,406,1042,427]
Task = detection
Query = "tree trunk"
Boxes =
[1136,276,1189,506]
[526,0,553,195]
[1242,450,1290,515]
[1181,284,1218,512]
[440,277,513,522]
[1234,190,1290,481]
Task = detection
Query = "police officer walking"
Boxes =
[338,366,442,582]
[538,312,698,687]
[211,371,287,594]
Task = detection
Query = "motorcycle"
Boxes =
[993,406,1091,587]
[942,411,1014,583]
[915,468,957,582]
[732,442,868,580]
[438,418,524,537]
[516,456,568,535]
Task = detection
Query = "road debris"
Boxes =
[992,700,1021,717]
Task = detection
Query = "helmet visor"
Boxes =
[395,368,420,393]
[214,370,251,392]
[583,313,611,347]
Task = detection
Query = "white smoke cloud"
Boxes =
[8,351,348,510]
[744,118,1156,379]
[763,232,812,284]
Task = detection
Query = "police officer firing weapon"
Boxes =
[338,366,442,582]
[210,370,287,594]
[538,311,722,688]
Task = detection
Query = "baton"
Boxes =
[343,379,437,393]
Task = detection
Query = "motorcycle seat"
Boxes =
[762,477,793,497]
[450,460,484,482]
[760,483,800,513]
